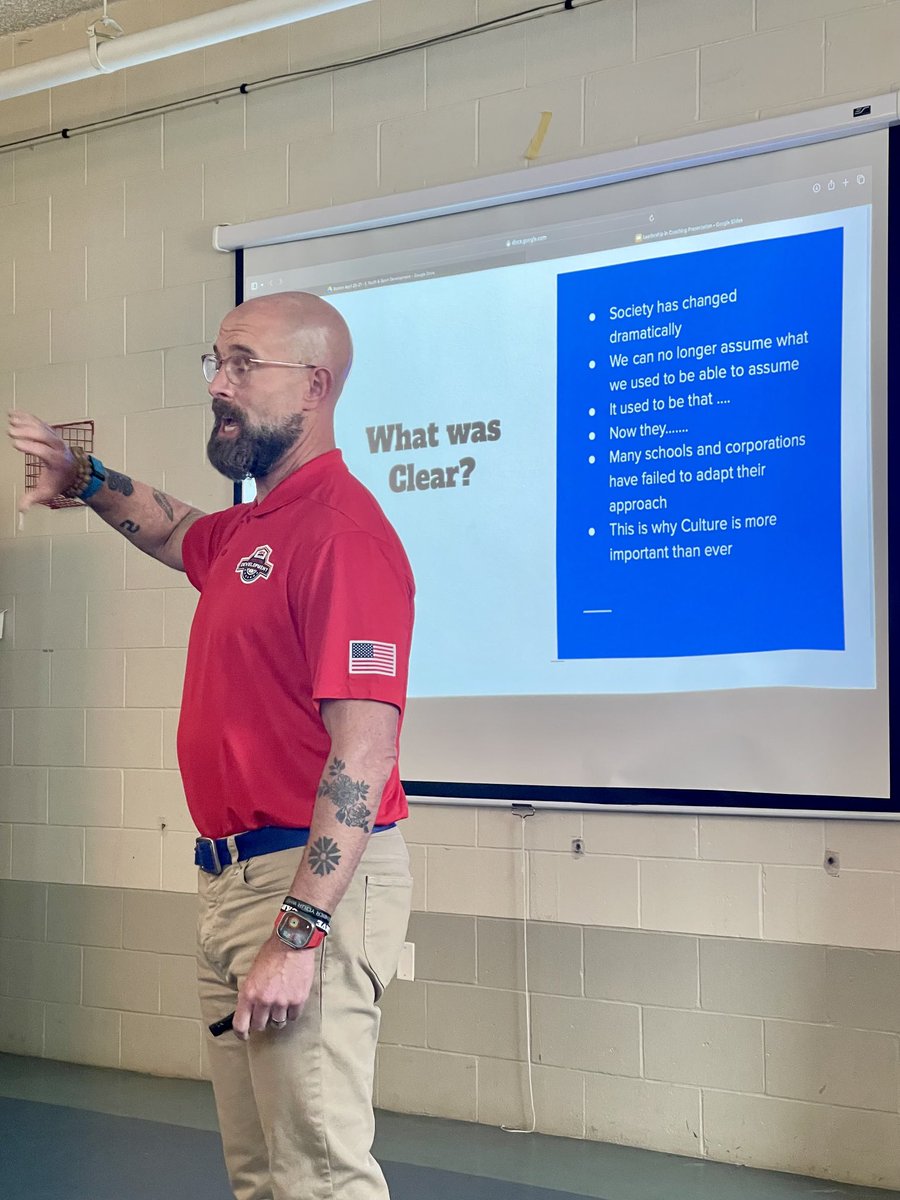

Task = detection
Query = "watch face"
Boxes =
[277,911,314,949]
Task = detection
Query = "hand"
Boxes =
[232,935,316,1039]
[7,410,78,510]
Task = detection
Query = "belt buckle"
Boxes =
[196,836,223,875]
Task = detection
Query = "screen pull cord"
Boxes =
[502,802,537,1135]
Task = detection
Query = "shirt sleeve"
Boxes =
[299,531,414,712]
[182,508,241,591]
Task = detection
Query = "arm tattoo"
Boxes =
[119,520,140,536]
[308,836,341,876]
[153,490,174,522]
[106,469,134,496]
[317,757,372,831]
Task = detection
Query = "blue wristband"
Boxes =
[78,455,106,501]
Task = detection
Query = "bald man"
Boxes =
[9,292,416,1200]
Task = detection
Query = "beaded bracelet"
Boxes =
[78,455,106,501]
[60,447,92,500]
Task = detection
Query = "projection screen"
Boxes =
[223,98,899,815]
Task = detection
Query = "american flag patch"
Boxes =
[349,640,397,676]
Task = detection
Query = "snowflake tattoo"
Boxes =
[308,836,342,876]
[318,758,372,831]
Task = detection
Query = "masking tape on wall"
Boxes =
[524,111,553,161]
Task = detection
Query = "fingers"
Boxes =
[250,1004,273,1034]
[17,482,62,513]
[232,997,253,1041]
[8,411,60,449]
[232,946,314,1039]
[8,434,58,457]
[230,1000,300,1038]
[8,414,69,472]
[8,411,78,513]
[232,998,279,1038]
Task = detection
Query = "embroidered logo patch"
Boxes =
[349,640,397,677]
[235,545,275,584]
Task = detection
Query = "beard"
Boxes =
[207,400,303,481]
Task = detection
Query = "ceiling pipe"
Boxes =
[0,0,373,102]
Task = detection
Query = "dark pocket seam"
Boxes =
[363,875,413,1000]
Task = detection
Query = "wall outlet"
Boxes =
[397,940,415,981]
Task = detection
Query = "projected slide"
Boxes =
[320,212,873,697]
[556,230,845,660]
[249,193,874,699]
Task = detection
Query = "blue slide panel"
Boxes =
[556,229,845,660]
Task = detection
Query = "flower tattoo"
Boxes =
[318,758,372,831]
[308,836,342,876]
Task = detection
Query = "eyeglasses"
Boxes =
[201,352,319,385]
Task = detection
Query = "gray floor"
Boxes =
[1,1054,899,1200]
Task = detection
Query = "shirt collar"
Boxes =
[248,449,345,517]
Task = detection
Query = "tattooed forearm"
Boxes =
[106,469,134,496]
[307,836,342,876]
[119,519,141,536]
[153,490,175,522]
[317,757,372,831]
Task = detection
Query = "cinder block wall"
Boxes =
[1,0,899,1188]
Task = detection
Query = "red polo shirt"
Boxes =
[178,450,415,838]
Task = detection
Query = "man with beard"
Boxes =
[8,292,415,1200]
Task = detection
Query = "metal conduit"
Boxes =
[0,0,371,101]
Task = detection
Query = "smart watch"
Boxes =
[274,897,330,950]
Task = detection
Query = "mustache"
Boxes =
[211,399,245,425]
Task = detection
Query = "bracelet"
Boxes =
[79,454,106,501]
[60,451,106,502]
[281,896,331,933]
[60,447,91,500]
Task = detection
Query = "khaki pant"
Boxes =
[197,827,413,1200]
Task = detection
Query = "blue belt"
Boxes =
[194,823,396,875]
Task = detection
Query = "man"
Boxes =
[8,292,415,1200]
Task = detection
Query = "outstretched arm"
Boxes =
[8,410,205,573]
